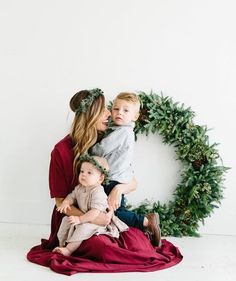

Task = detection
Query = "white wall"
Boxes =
[0,0,235,235]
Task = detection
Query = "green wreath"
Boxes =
[128,91,228,237]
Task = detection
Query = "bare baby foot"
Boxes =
[52,246,71,256]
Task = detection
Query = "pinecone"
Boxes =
[192,156,208,170]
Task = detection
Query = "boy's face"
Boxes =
[79,162,104,187]
[112,99,139,126]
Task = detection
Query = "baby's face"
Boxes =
[79,162,102,187]
[112,99,139,126]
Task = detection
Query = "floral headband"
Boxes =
[75,88,104,115]
[79,153,109,184]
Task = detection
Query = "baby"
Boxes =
[53,154,128,256]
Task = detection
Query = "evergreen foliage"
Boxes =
[130,91,229,236]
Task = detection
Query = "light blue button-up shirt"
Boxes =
[91,122,135,183]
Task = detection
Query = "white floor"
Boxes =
[0,223,236,281]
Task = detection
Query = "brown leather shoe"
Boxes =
[145,213,162,247]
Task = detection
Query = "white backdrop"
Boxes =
[0,0,235,235]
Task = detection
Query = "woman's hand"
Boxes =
[68,216,81,226]
[91,210,113,226]
[107,179,137,210]
[107,186,122,210]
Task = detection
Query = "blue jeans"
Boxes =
[103,181,145,231]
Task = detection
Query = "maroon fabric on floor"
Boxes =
[27,227,182,275]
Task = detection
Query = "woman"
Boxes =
[27,88,182,275]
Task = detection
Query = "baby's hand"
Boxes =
[57,200,71,213]
[68,216,81,226]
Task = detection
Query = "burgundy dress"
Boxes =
[27,135,183,275]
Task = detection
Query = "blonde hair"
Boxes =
[114,92,140,112]
[69,90,105,177]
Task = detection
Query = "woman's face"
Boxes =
[96,108,111,131]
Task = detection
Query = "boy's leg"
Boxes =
[115,195,145,230]
[103,182,145,230]
[104,181,161,246]
[116,196,162,247]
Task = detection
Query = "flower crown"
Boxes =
[79,153,109,185]
[75,88,104,115]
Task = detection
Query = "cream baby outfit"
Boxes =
[57,184,128,246]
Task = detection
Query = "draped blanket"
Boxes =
[27,227,182,276]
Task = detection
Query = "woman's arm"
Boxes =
[107,178,137,210]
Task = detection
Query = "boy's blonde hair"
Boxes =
[114,92,140,112]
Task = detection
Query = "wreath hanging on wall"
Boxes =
[129,91,228,237]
